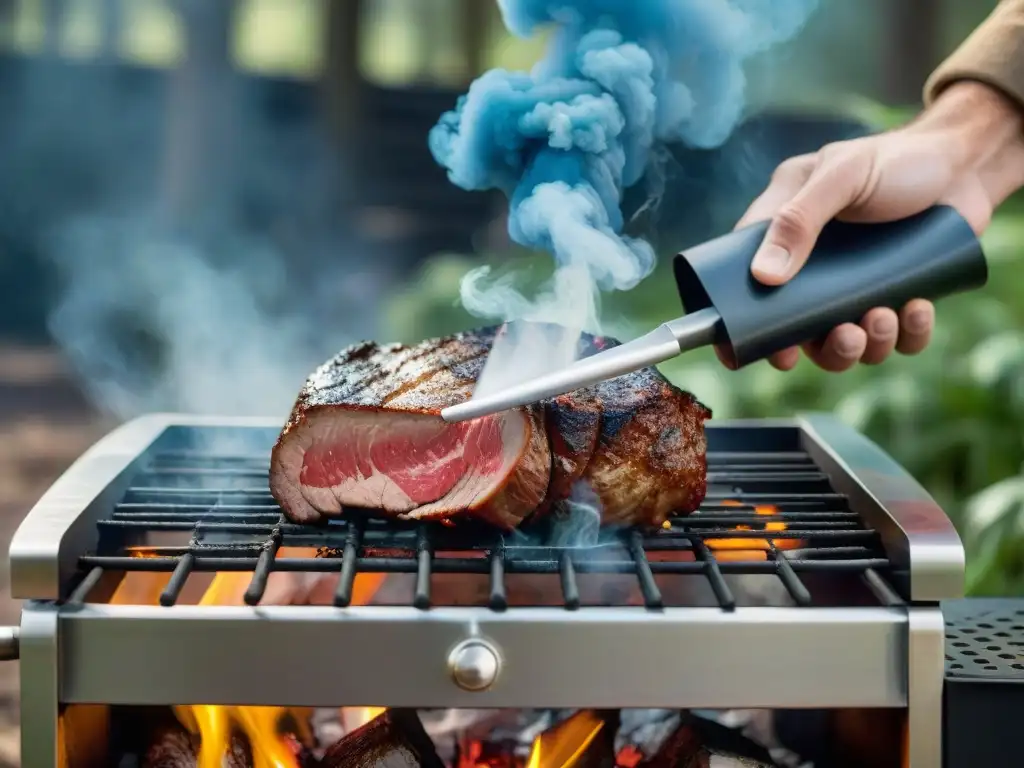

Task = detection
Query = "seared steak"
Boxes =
[547,334,710,526]
[270,325,710,529]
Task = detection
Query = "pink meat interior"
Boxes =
[299,412,508,507]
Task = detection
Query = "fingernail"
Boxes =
[906,307,932,333]
[835,331,862,357]
[751,244,791,278]
[871,313,898,338]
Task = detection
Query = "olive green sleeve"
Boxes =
[925,0,1024,110]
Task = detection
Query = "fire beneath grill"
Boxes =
[135,705,781,768]
[703,501,801,559]
[109,548,389,767]
[104,512,802,768]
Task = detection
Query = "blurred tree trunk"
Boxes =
[882,0,944,106]
[461,0,489,81]
[323,0,365,209]
[161,0,241,228]
[0,0,16,32]
[97,0,122,62]
[40,0,67,55]
[323,0,364,146]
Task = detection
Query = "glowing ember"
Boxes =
[615,744,643,768]
[704,502,804,560]
[526,711,605,768]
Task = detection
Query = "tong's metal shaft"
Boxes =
[440,308,723,423]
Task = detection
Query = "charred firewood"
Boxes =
[635,713,779,768]
[634,720,705,768]
[140,725,249,768]
[321,709,446,768]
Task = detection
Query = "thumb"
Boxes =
[751,152,868,286]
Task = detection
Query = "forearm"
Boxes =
[917,81,1024,165]
[911,81,1024,207]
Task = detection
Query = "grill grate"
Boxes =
[69,438,895,612]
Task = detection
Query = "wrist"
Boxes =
[913,81,1024,170]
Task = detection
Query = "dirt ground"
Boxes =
[0,346,115,767]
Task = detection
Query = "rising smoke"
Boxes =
[430,0,818,397]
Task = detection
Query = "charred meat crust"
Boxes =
[271,325,709,529]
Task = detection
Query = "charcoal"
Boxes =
[313,708,347,755]
[418,708,502,739]
[615,709,682,758]
[140,726,248,768]
[138,722,318,768]
[635,713,779,768]
[321,709,445,768]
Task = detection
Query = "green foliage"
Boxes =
[382,114,1024,598]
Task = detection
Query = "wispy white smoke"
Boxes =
[45,213,383,419]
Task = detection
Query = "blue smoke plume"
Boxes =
[429,0,818,394]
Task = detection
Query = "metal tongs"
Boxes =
[442,205,988,423]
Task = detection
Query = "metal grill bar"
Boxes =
[71,446,896,612]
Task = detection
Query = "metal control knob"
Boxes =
[448,639,501,691]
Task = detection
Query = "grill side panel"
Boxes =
[8,415,284,601]
[797,413,964,603]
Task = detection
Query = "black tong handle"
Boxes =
[673,205,988,368]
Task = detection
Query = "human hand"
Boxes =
[729,82,1024,372]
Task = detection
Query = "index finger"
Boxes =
[751,149,871,285]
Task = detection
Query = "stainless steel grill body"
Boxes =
[6,413,965,768]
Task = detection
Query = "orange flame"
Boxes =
[172,567,300,768]
[703,502,804,562]
[110,547,387,765]
[340,706,387,733]
[526,711,605,768]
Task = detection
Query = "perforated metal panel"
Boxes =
[945,599,1024,678]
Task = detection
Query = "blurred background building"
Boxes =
[0,4,1021,760]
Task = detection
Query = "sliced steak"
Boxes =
[270,324,710,530]
[270,328,551,529]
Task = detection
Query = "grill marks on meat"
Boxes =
[543,333,710,526]
[270,326,709,530]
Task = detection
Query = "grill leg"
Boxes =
[906,606,944,768]
[20,602,60,768]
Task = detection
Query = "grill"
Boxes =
[2,412,1021,768]
[74,442,893,613]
